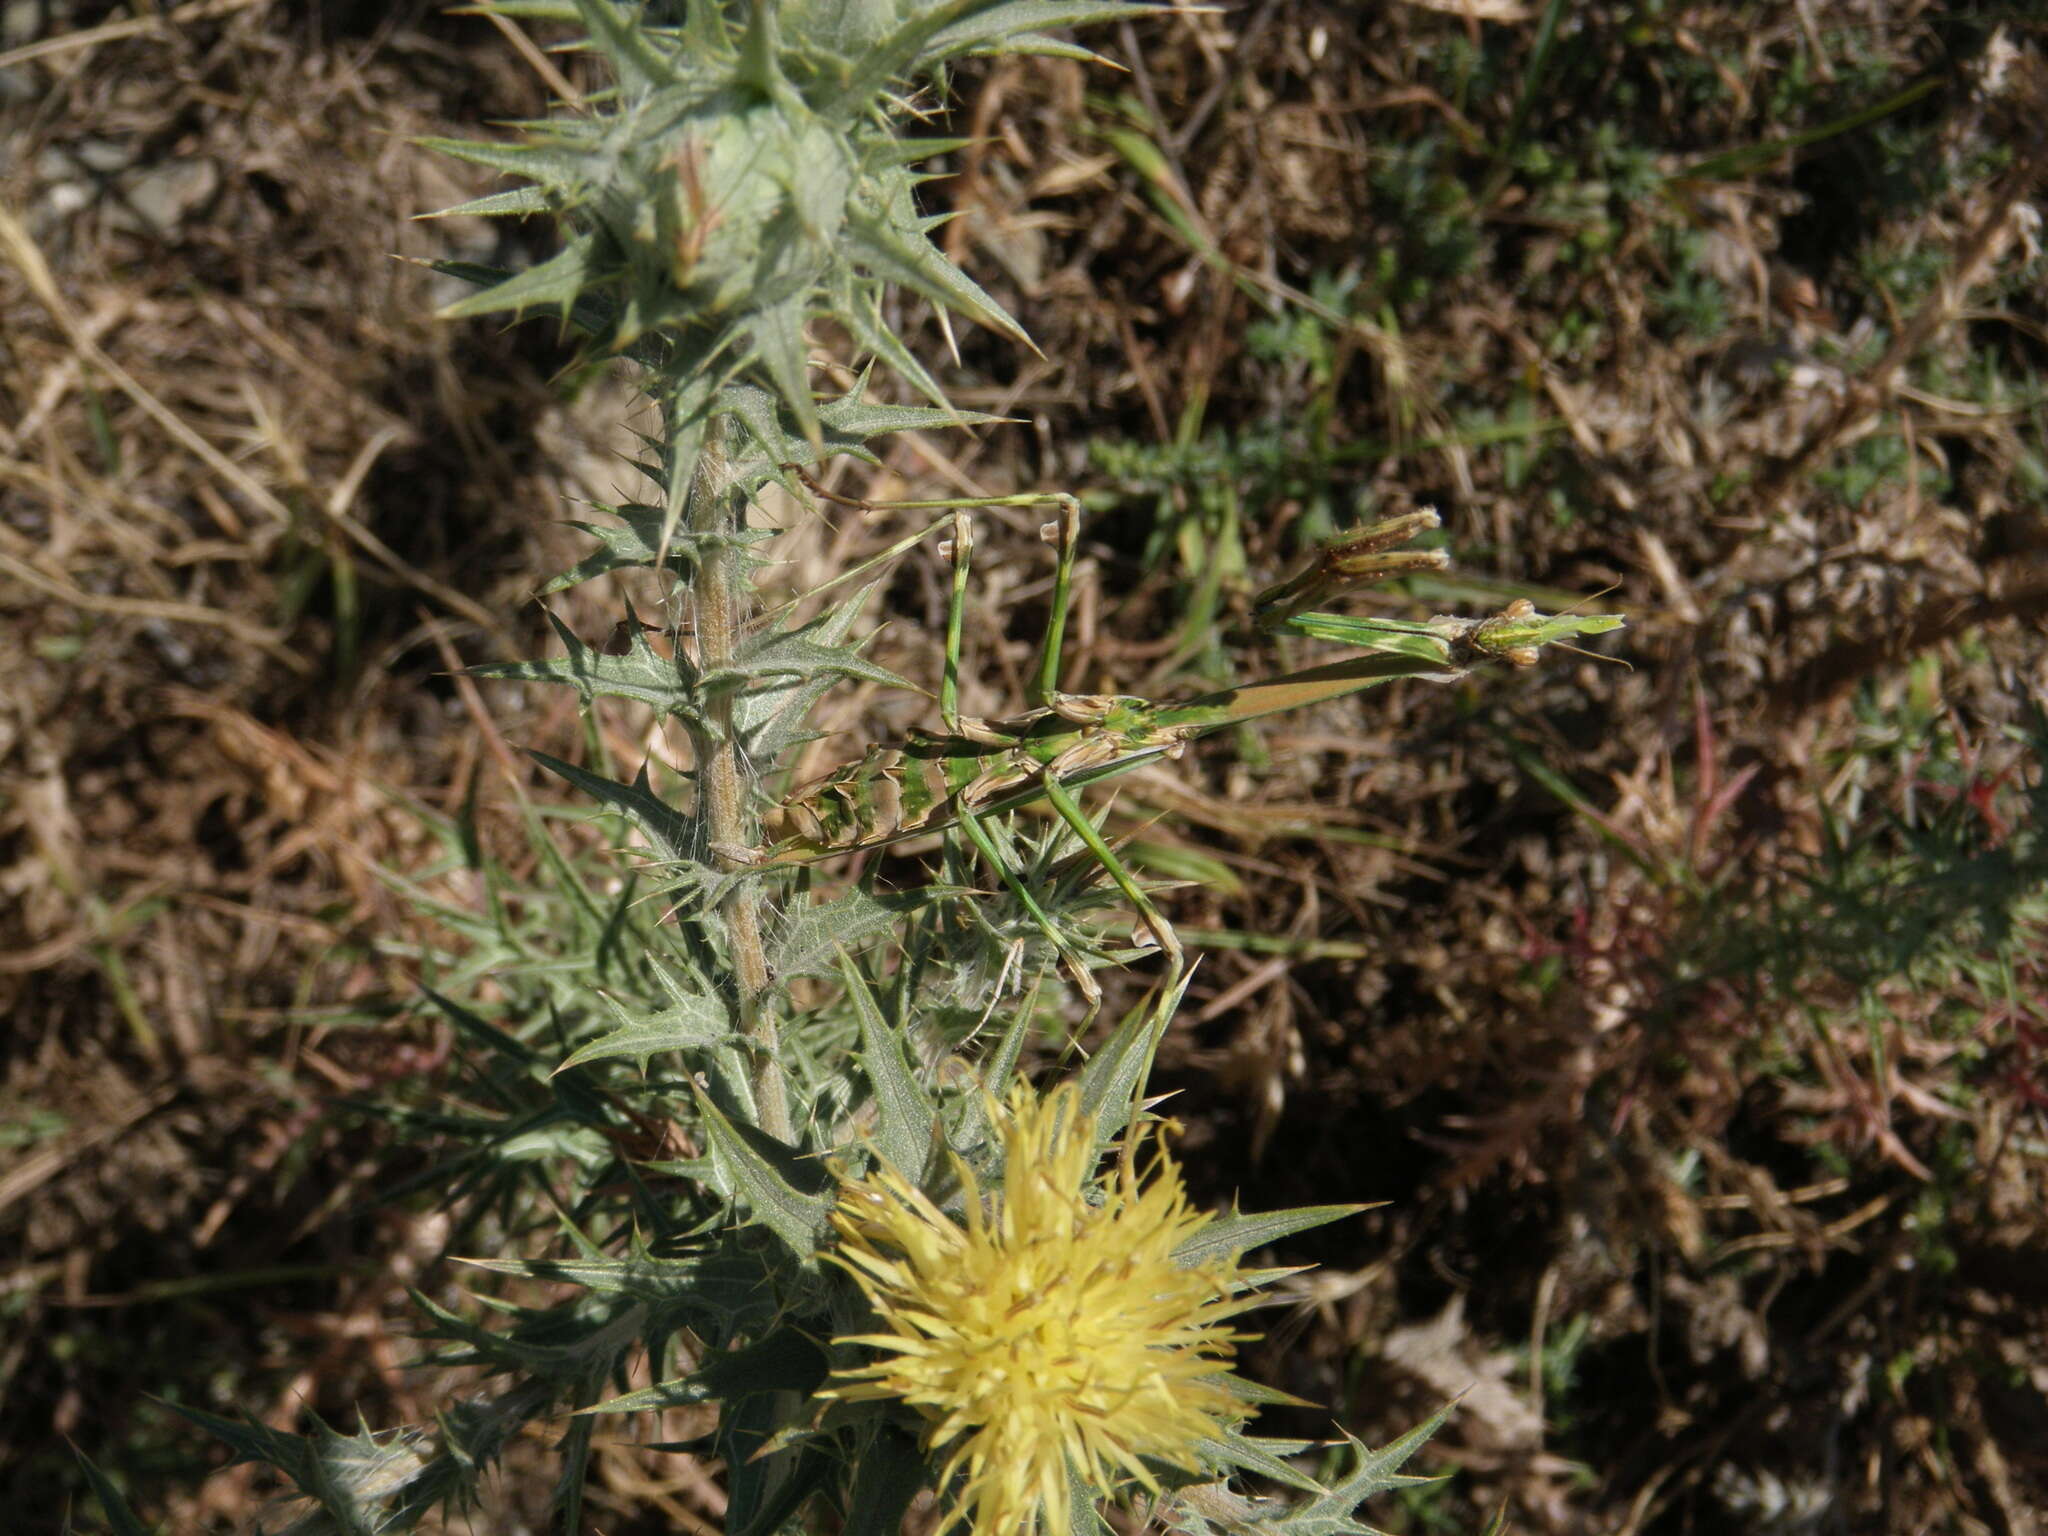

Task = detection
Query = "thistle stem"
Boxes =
[685,413,791,1145]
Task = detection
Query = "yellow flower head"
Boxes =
[822,1081,1256,1536]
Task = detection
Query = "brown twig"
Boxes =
[1741,133,2048,525]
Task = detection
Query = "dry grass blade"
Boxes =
[0,546,306,669]
[0,0,265,73]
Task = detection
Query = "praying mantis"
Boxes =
[756,494,1623,1000]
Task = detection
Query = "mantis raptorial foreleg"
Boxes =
[790,468,1093,722]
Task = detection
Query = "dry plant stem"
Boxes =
[686,418,791,1145]
[1767,569,2048,717]
[1743,133,2048,525]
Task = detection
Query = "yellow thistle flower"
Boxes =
[821,1081,1259,1536]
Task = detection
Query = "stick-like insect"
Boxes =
[758,501,1625,997]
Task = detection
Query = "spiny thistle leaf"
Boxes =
[747,292,824,448]
[164,1403,324,1484]
[1173,1205,1369,1268]
[555,983,733,1073]
[722,376,1007,498]
[724,617,916,694]
[416,134,595,191]
[470,608,705,719]
[735,586,891,769]
[170,1404,444,1531]
[568,0,686,92]
[1195,1429,1328,1496]
[836,948,937,1178]
[769,885,930,979]
[584,1328,829,1416]
[923,2,1165,61]
[435,232,603,321]
[843,199,1033,351]
[693,1090,836,1257]
[410,1287,647,1390]
[821,0,1150,118]
[526,753,703,870]
[540,505,773,594]
[418,183,552,219]
[461,1248,778,1325]
[73,1449,159,1536]
[778,0,900,64]
[1067,975,1187,1143]
[1220,1411,1459,1536]
[834,268,957,408]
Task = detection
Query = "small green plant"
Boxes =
[92,4,1625,1533]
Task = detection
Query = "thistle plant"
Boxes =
[99,3,1621,1532]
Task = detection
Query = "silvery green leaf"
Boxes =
[721,375,1007,493]
[471,610,704,720]
[771,887,929,980]
[436,233,601,320]
[780,0,898,59]
[923,3,1163,61]
[787,132,859,249]
[569,0,686,92]
[1195,1428,1329,1495]
[554,984,732,1073]
[1070,966,1190,1148]
[736,586,892,768]
[724,614,915,694]
[745,292,822,450]
[539,504,773,594]
[1252,1413,1457,1536]
[1174,1204,1368,1268]
[837,949,936,1178]
[812,386,1010,444]
[694,1092,835,1258]
[460,1249,774,1320]
[844,199,1031,349]
[420,184,552,219]
[417,135,592,193]
[527,753,701,868]
[821,0,983,116]
[837,273,956,410]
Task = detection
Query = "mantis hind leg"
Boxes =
[953,797,1103,1015]
[1040,773,1184,989]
